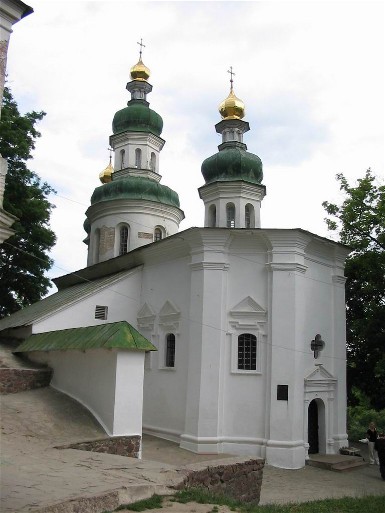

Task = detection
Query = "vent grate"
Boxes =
[95,305,108,320]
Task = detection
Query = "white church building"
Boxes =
[0,51,350,469]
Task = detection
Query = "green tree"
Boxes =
[323,169,385,409]
[0,87,56,318]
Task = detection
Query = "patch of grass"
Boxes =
[114,494,163,512]
[172,489,385,513]
[173,489,243,509]
[106,492,385,513]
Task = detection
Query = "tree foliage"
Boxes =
[323,169,385,409]
[0,87,56,318]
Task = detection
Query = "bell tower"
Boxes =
[84,43,184,266]
[198,67,266,229]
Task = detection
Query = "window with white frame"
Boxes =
[237,333,257,370]
[150,152,156,171]
[245,203,255,228]
[165,333,175,367]
[154,227,163,241]
[135,148,142,168]
[119,226,129,255]
[208,204,216,227]
[120,149,125,169]
[226,203,235,228]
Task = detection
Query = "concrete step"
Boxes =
[306,454,368,472]
[331,459,369,472]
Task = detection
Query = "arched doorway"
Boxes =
[308,399,319,454]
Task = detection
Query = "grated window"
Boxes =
[238,333,257,370]
[165,333,175,367]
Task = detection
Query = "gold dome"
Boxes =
[99,161,114,184]
[130,58,151,81]
[219,88,245,120]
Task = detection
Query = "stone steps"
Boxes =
[306,454,368,472]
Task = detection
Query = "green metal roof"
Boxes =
[90,176,181,208]
[15,321,156,352]
[201,145,263,185]
[0,270,136,332]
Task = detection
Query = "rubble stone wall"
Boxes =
[175,458,265,504]
[59,435,141,459]
[0,368,52,394]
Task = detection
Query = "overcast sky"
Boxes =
[6,0,384,290]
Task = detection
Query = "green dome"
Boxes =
[112,101,163,136]
[91,176,180,208]
[201,146,263,185]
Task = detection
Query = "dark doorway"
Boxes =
[308,399,319,454]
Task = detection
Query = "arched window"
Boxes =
[135,148,142,168]
[119,226,129,255]
[150,152,156,171]
[120,149,125,169]
[154,227,163,242]
[226,203,235,228]
[165,333,175,367]
[245,204,255,228]
[208,204,216,227]
[238,333,257,370]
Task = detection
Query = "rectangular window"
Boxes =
[238,333,257,370]
[165,333,175,367]
[95,305,108,320]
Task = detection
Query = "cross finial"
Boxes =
[137,38,146,60]
[107,147,113,164]
[227,66,235,90]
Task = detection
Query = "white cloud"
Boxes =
[5,0,384,289]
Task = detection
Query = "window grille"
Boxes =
[165,333,175,367]
[119,226,128,255]
[238,333,257,370]
[95,305,108,320]
[154,228,162,241]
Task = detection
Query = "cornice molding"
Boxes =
[266,262,308,274]
[189,262,230,271]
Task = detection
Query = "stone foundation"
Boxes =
[58,435,142,459]
[174,458,265,504]
[0,368,52,394]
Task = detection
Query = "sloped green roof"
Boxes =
[16,321,157,352]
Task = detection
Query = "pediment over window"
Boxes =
[137,302,156,329]
[159,300,180,327]
[305,364,336,386]
[230,296,267,320]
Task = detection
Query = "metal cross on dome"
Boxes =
[137,38,146,59]
[227,66,235,89]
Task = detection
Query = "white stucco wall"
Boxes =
[141,255,191,440]
[49,349,118,435]
[33,269,142,333]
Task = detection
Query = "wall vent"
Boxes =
[95,305,108,320]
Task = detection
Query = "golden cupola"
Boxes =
[130,58,150,81]
[219,87,245,120]
[99,158,114,184]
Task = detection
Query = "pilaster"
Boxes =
[181,231,231,452]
